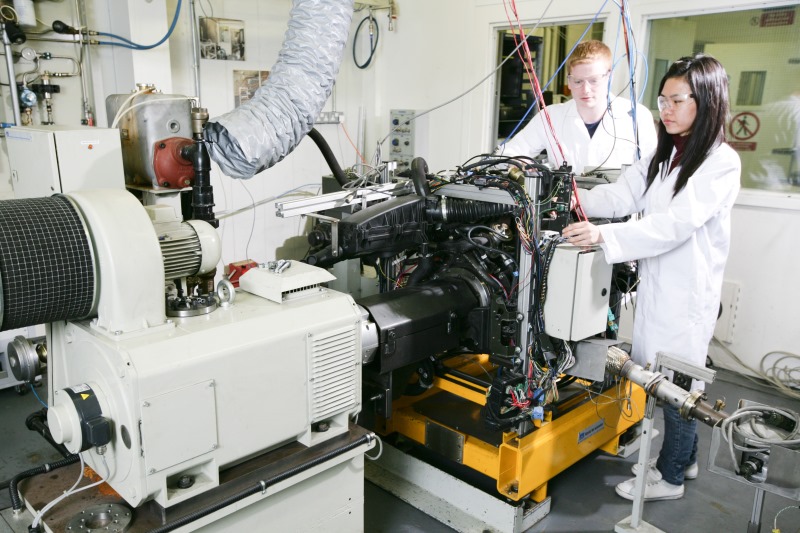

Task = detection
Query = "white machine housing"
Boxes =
[543,244,613,341]
[45,191,363,509]
[5,125,125,199]
[49,286,362,508]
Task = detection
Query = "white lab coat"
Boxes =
[501,98,658,173]
[577,143,741,384]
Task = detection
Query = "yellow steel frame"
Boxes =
[379,360,646,502]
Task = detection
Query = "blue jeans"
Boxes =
[655,404,698,485]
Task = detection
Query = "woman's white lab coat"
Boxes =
[502,98,658,173]
[577,143,741,380]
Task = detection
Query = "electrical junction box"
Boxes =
[4,125,125,199]
[543,244,612,341]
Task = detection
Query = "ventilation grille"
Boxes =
[158,223,201,279]
[310,326,357,422]
[283,284,321,300]
[0,196,96,331]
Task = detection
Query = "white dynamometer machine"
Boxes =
[0,185,373,531]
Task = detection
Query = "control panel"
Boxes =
[389,109,415,172]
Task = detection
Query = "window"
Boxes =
[737,71,766,106]
[494,22,604,144]
[647,6,800,192]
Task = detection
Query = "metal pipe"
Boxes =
[75,0,95,125]
[188,0,201,104]
[18,36,82,44]
[605,346,730,427]
[446,368,490,389]
[2,23,21,125]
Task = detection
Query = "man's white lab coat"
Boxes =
[502,98,658,173]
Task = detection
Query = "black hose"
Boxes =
[430,198,516,223]
[352,14,379,69]
[191,122,218,227]
[146,433,374,533]
[406,254,433,286]
[410,157,431,198]
[9,454,80,511]
[25,409,72,458]
[307,128,348,186]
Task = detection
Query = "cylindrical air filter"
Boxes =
[0,196,97,331]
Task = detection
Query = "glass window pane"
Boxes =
[494,22,604,144]
[737,71,766,106]
[647,6,800,192]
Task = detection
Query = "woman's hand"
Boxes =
[562,221,603,246]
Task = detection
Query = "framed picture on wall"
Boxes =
[199,17,245,61]
[234,70,270,107]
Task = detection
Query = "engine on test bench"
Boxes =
[295,157,590,431]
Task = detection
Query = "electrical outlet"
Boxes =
[316,111,344,124]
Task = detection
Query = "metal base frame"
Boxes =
[366,441,551,533]
[383,379,646,503]
[614,514,667,533]
[616,353,716,533]
[9,426,373,533]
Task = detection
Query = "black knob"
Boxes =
[52,20,79,35]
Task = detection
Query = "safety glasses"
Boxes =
[657,93,695,112]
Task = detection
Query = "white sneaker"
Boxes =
[631,458,699,480]
[616,473,685,501]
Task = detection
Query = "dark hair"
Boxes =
[646,54,730,197]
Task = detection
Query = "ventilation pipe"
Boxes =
[204,0,354,179]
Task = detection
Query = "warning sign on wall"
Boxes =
[729,112,760,141]
[760,10,795,27]
[729,141,757,152]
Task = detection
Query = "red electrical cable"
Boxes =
[571,176,588,221]
[502,0,566,164]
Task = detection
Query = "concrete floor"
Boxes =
[2,369,799,533]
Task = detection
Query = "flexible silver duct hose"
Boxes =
[204,0,354,179]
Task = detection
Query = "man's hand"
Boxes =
[562,221,603,246]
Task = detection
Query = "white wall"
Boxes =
[334,0,800,380]
[0,0,796,380]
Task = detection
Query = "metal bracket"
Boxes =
[306,213,340,258]
[655,352,716,385]
[275,181,411,218]
[618,353,718,533]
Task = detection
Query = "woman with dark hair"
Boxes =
[562,54,741,501]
